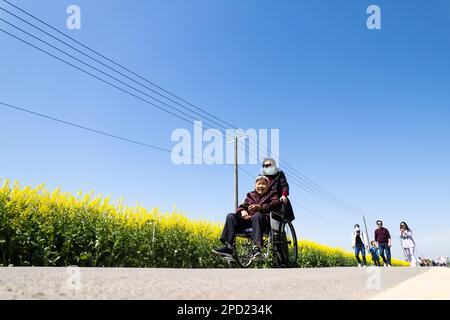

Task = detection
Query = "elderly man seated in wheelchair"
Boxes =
[212,175,281,262]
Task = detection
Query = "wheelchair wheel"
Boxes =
[233,235,253,268]
[279,220,298,267]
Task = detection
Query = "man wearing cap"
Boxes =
[212,175,281,261]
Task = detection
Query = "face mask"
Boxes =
[355,227,360,232]
[262,165,278,176]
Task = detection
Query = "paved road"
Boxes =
[0,267,448,300]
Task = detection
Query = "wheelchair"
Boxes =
[226,207,298,268]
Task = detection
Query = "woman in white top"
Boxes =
[400,221,418,267]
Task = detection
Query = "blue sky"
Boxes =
[1,0,449,260]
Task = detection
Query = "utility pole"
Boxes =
[234,136,238,209]
[363,215,370,244]
[226,136,247,210]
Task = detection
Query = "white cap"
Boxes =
[255,175,270,183]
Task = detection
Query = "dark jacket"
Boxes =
[266,170,289,197]
[375,227,391,244]
[236,189,281,216]
[265,170,295,221]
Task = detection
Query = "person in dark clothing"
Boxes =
[261,158,295,222]
[351,224,368,266]
[369,241,381,266]
[212,176,281,262]
[374,220,392,266]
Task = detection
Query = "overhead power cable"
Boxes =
[0,2,234,131]
[0,0,372,219]
[238,166,350,228]
[0,101,222,165]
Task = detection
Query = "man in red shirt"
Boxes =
[374,220,392,266]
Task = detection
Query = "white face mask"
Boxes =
[355,227,360,232]
[262,165,278,175]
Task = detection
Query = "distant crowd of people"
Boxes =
[351,220,419,267]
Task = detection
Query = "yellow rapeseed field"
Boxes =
[0,178,409,267]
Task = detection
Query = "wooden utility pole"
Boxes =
[226,136,247,210]
[363,215,370,244]
[234,136,238,210]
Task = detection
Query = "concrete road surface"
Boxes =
[0,267,449,300]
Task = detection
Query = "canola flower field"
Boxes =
[0,179,409,268]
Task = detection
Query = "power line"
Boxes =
[0,7,232,128]
[0,23,365,219]
[290,199,349,229]
[0,16,226,133]
[0,0,235,130]
[230,158,359,218]
[0,27,210,130]
[287,175,361,217]
[0,16,255,167]
[0,101,220,165]
[0,2,368,217]
[1,98,352,231]
[0,10,241,140]
[229,138,370,217]
[0,1,370,216]
[280,160,371,217]
[237,166,350,228]
[0,1,373,220]
[240,160,363,218]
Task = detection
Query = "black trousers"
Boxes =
[220,212,269,246]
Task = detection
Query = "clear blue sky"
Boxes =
[1,0,449,260]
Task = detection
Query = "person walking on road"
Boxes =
[375,220,392,267]
[400,221,418,267]
[351,224,368,267]
[369,241,381,266]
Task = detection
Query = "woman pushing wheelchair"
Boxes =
[212,158,295,262]
[260,157,295,222]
